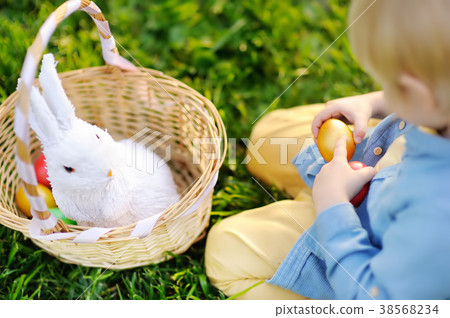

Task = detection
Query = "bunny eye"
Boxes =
[64,166,75,173]
[96,134,101,140]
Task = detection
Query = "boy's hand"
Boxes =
[312,136,377,215]
[312,92,385,144]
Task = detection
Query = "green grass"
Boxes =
[0,0,378,299]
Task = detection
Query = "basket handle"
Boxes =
[15,0,137,234]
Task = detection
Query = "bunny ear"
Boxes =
[38,53,75,130]
[29,85,60,145]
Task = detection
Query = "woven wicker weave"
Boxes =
[0,0,226,269]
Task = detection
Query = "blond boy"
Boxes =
[205,0,450,299]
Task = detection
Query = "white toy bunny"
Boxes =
[26,53,180,227]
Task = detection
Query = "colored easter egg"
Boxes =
[15,184,57,218]
[349,161,371,207]
[49,207,77,225]
[34,153,51,188]
[317,118,355,162]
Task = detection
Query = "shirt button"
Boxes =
[398,121,406,130]
[373,147,383,156]
[371,286,379,298]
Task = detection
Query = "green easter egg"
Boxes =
[49,207,77,225]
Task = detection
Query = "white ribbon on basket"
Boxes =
[80,1,137,71]
[29,172,219,243]
[181,172,218,217]
[29,218,76,241]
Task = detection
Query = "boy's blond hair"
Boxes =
[349,0,450,112]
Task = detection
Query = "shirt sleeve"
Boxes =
[315,202,450,299]
[267,223,336,299]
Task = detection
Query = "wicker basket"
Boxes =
[0,0,226,269]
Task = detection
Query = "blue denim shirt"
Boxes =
[268,114,450,299]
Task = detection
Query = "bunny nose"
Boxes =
[107,170,112,177]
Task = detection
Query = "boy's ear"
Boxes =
[398,73,437,113]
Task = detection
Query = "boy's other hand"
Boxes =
[312,136,376,215]
[312,92,385,145]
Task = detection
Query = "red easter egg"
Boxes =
[34,153,51,188]
[349,161,370,207]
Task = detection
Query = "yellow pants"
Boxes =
[204,104,405,300]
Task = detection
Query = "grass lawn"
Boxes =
[0,0,378,299]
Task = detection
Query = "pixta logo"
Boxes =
[126,128,316,174]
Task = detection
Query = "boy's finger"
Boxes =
[311,106,337,138]
[312,113,329,138]
[333,135,348,161]
[311,120,322,140]
[353,118,367,144]
[356,166,377,183]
